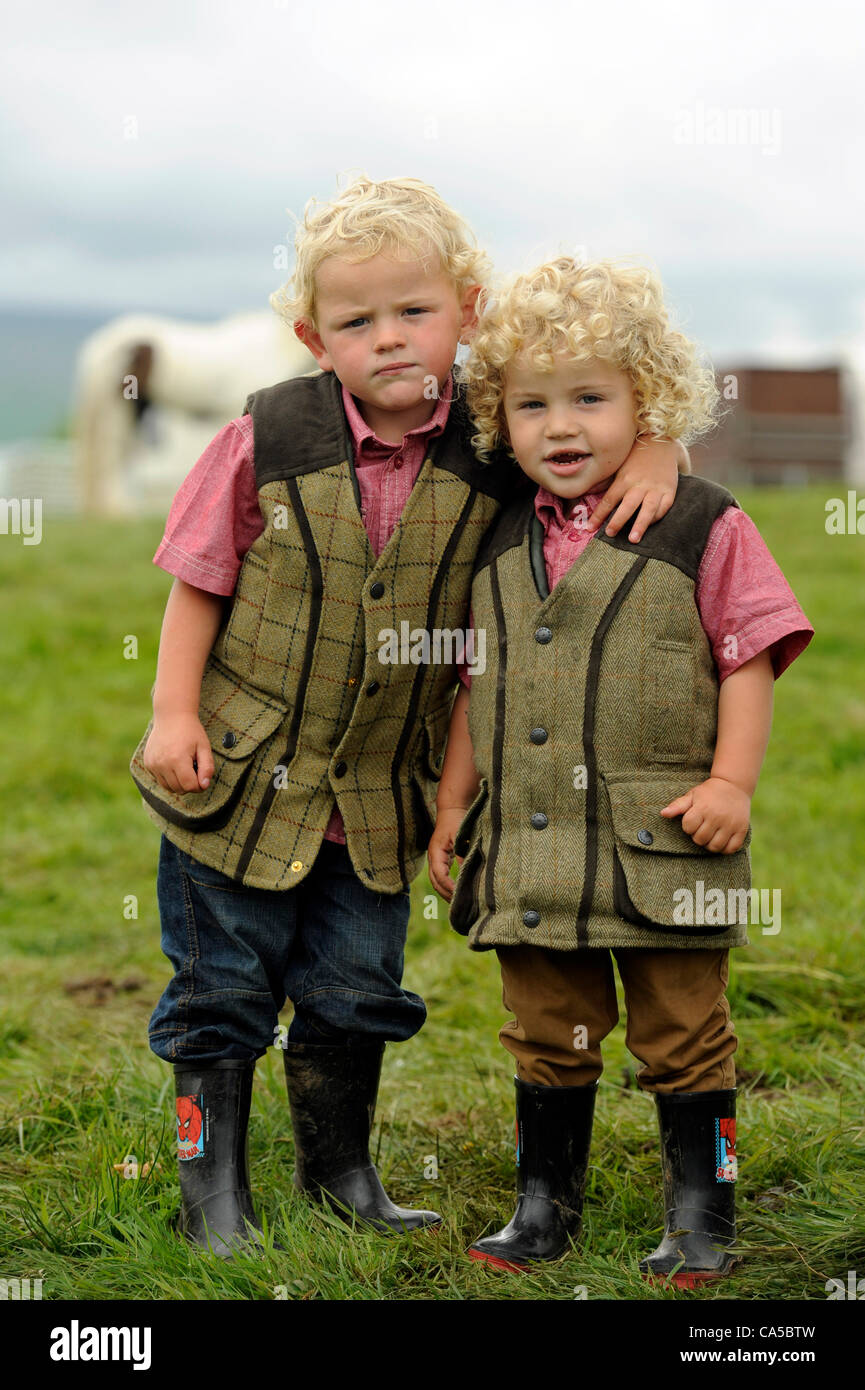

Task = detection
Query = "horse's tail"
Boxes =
[74,324,148,515]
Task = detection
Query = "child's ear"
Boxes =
[458,285,482,344]
[294,318,334,372]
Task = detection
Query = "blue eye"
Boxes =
[519,400,545,410]
[342,317,368,329]
[403,307,427,316]
[578,394,602,404]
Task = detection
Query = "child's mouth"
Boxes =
[544,451,590,474]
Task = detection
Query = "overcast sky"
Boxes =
[2,0,863,362]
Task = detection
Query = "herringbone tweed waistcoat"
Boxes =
[131,371,517,892]
[449,474,753,951]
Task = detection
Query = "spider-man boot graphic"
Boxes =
[174,1060,266,1258]
[639,1089,740,1288]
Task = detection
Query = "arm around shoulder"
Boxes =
[586,437,688,541]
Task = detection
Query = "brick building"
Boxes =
[691,366,849,486]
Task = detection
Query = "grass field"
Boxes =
[1,486,864,1303]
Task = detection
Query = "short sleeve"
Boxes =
[695,507,814,681]
[153,416,264,596]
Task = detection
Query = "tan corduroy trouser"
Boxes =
[496,946,737,1092]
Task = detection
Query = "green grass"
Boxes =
[1,488,864,1301]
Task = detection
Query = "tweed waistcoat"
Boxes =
[131,371,517,892]
[449,474,753,951]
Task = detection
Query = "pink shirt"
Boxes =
[460,483,813,687]
[154,376,454,844]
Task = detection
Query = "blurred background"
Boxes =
[1,0,864,510]
[2,0,864,1308]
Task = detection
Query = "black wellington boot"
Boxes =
[173,1059,265,1258]
[282,1041,442,1234]
[469,1078,597,1271]
[639,1088,740,1288]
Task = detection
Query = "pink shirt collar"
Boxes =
[534,483,609,528]
[341,374,453,454]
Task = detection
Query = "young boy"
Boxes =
[130,182,687,1257]
[429,257,813,1285]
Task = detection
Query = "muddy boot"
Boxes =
[174,1059,265,1258]
[282,1040,441,1233]
[639,1088,739,1288]
[469,1078,597,1271]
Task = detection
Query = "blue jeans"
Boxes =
[149,835,425,1062]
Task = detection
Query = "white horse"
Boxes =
[74,311,314,515]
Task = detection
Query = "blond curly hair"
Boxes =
[270,174,489,328]
[460,257,719,460]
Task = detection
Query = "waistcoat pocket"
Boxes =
[448,779,490,935]
[603,773,751,931]
[453,778,490,858]
[449,839,485,935]
[409,696,461,850]
[411,772,436,851]
[423,698,456,780]
[221,550,269,672]
[130,656,287,831]
[648,639,697,762]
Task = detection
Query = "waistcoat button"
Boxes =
[522,909,541,928]
[529,727,548,744]
[334,761,348,778]
[370,581,385,599]
[366,681,380,696]
[222,731,237,748]
[531,812,548,829]
[637,829,654,846]
[534,626,553,644]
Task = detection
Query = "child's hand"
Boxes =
[142,714,215,793]
[660,778,750,854]
[586,438,685,542]
[427,808,467,901]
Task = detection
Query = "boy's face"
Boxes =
[503,353,640,500]
[296,251,478,443]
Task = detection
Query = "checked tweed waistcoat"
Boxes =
[130,371,516,892]
[449,474,753,951]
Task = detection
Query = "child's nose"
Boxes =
[374,317,407,350]
[545,407,576,436]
